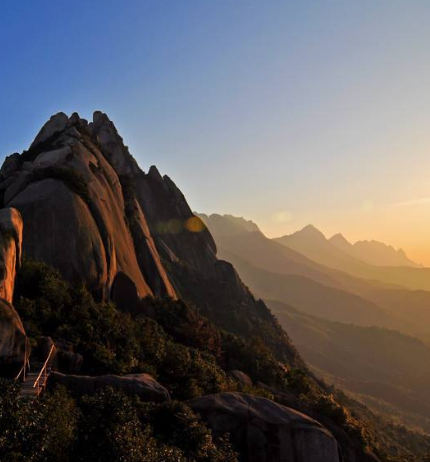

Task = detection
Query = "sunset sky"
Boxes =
[2,1,430,264]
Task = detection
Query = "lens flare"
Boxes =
[186,216,205,232]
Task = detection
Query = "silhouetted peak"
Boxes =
[223,215,261,233]
[30,112,69,149]
[296,224,326,240]
[148,165,163,181]
[198,213,262,238]
[329,233,352,249]
[89,111,140,176]
[67,112,88,128]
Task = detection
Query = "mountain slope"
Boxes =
[219,249,411,331]
[266,299,430,432]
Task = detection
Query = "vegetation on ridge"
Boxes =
[6,258,430,461]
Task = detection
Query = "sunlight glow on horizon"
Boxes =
[2,1,430,266]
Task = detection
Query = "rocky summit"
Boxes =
[0,111,179,304]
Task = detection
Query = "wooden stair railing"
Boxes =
[19,344,56,398]
[32,344,55,396]
[15,338,31,382]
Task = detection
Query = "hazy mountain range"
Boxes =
[329,232,421,268]
[274,225,430,290]
[200,213,430,431]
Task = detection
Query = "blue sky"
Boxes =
[2,1,430,262]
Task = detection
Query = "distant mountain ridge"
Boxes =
[274,225,430,291]
[197,213,261,235]
[329,232,421,268]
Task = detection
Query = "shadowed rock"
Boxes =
[229,370,253,387]
[50,371,170,402]
[0,299,27,367]
[30,112,69,150]
[190,392,341,462]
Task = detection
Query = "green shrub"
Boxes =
[77,389,238,462]
[14,259,231,398]
[221,331,286,387]
[139,400,238,462]
[0,379,77,462]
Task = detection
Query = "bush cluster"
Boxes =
[0,380,237,462]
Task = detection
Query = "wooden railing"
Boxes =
[15,338,31,382]
[33,344,55,396]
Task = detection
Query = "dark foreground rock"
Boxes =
[189,392,341,462]
[50,371,170,402]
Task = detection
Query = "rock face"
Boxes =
[0,208,27,368]
[0,208,23,303]
[50,371,170,402]
[190,393,341,462]
[0,299,27,367]
[0,112,176,303]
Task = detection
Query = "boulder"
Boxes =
[0,208,27,371]
[50,372,170,402]
[189,392,341,462]
[0,208,23,303]
[30,112,69,149]
[0,299,27,367]
[53,339,83,374]
[230,370,253,387]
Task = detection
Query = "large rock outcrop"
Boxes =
[0,113,176,303]
[50,371,170,402]
[190,392,341,462]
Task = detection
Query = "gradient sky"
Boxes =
[2,1,430,264]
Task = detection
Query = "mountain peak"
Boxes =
[148,165,163,181]
[30,112,69,149]
[296,224,326,240]
[224,215,261,233]
[329,233,352,251]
